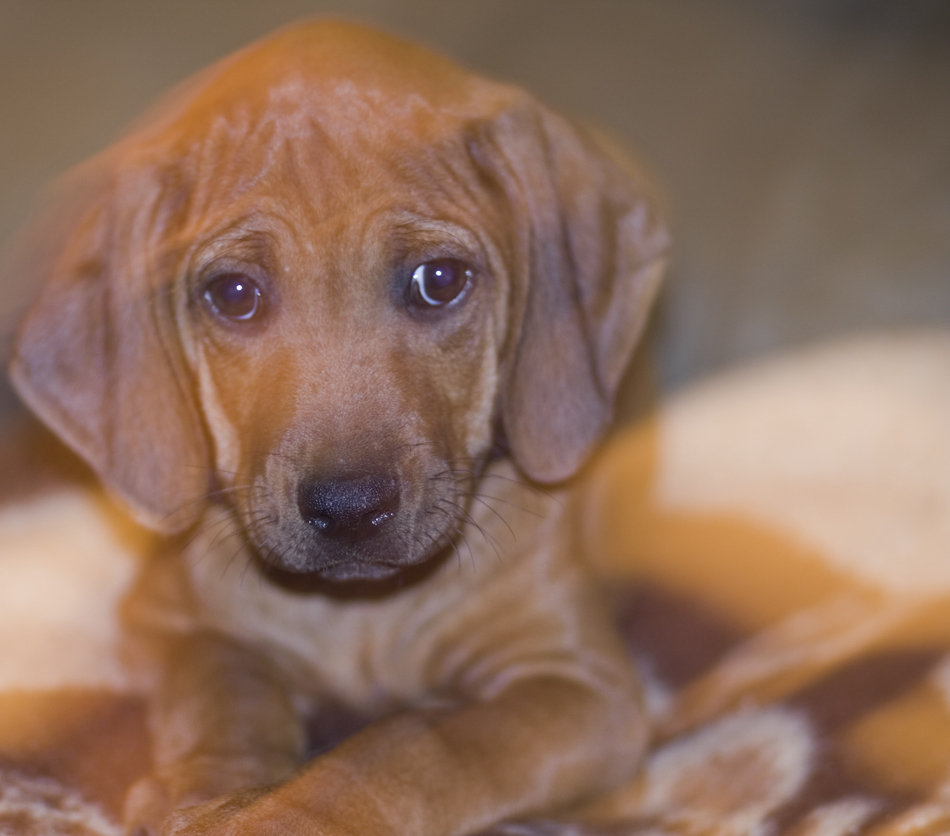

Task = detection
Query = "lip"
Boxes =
[255,548,408,580]
[317,561,405,582]
[255,549,451,599]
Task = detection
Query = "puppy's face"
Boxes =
[175,115,512,581]
[9,21,668,587]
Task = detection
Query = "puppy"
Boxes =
[9,20,668,836]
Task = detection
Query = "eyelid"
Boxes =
[392,217,481,257]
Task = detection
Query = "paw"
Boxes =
[124,777,274,836]
[123,753,295,835]
[159,787,274,836]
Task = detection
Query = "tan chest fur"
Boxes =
[169,460,611,712]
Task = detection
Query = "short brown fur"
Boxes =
[9,20,668,836]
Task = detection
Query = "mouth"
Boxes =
[316,561,406,582]
[255,547,452,600]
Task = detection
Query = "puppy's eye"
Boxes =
[409,259,472,307]
[204,273,262,321]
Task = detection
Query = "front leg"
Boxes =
[123,631,305,835]
[163,673,647,836]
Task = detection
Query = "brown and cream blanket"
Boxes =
[2,330,949,836]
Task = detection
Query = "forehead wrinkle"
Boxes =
[174,158,352,272]
[173,112,271,221]
[390,141,478,201]
[167,110,345,232]
[177,113,494,261]
[364,149,509,271]
[273,103,484,220]
[306,212,394,317]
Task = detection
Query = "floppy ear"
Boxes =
[484,101,670,483]
[8,159,210,532]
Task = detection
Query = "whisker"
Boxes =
[158,481,268,525]
[437,497,503,565]
[423,507,464,575]
[471,492,545,519]
[222,536,251,581]
[466,494,516,542]
[178,512,236,562]
[241,538,269,587]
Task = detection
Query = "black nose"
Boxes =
[297,473,400,543]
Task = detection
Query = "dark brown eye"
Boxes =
[205,273,262,320]
[409,259,472,307]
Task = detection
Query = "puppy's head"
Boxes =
[9,21,668,584]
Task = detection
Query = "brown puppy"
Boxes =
[9,20,668,836]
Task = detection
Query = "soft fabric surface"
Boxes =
[2,330,950,835]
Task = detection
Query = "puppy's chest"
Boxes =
[181,490,567,712]
[186,562,452,710]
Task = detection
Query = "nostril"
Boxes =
[306,510,334,534]
[297,473,400,541]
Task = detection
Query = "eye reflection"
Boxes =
[410,259,472,307]
[205,273,262,321]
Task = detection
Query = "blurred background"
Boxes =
[1,0,948,426]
